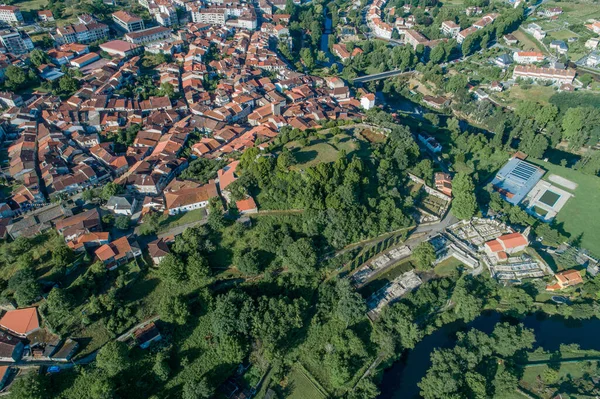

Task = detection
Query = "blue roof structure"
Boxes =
[491,158,545,205]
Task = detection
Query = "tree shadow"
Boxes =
[293,150,318,165]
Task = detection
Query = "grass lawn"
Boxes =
[283,366,327,399]
[519,361,599,399]
[496,85,557,107]
[513,29,546,53]
[286,132,371,169]
[434,257,464,277]
[528,158,600,257]
[548,29,578,41]
[542,0,600,25]
[157,208,207,232]
[14,0,49,12]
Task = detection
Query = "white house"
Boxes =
[105,195,138,216]
[361,93,376,110]
[164,181,218,215]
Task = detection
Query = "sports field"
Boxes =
[529,159,600,257]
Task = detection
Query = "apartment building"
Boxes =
[190,7,226,25]
[0,5,23,24]
[52,22,109,45]
[124,26,171,44]
[512,65,575,85]
[404,29,428,49]
[0,28,33,55]
[112,10,145,32]
[441,20,460,37]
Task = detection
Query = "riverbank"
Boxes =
[378,311,600,399]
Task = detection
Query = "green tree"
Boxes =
[159,293,189,325]
[100,182,124,201]
[451,173,478,220]
[153,351,171,381]
[5,66,27,91]
[46,287,72,316]
[182,378,213,399]
[9,373,47,399]
[492,322,535,357]
[493,369,518,396]
[96,341,130,377]
[412,242,436,271]
[187,253,210,282]
[334,279,366,327]
[58,75,79,95]
[158,254,187,283]
[234,248,261,275]
[114,216,130,230]
[52,244,73,266]
[9,267,41,307]
[159,82,175,99]
[30,49,48,67]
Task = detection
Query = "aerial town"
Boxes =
[0,0,598,397]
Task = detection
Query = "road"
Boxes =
[353,69,416,83]
[117,315,160,342]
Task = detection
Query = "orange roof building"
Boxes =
[484,232,529,258]
[547,269,584,291]
[217,161,239,191]
[164,181,218,215]
[95,236,141,270]
[236,197,258,214]
[0,307,40,337]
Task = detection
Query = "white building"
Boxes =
[587,51,600,68]
[191,8,226,25]
[513,51,545,64]
[164,182,218,215]
[441,21,460,37]
[0,5,23,24]
[124,26,171,44]
[112,10,145,32]
[361,93,376,110]
[0,28,33,55]
[585,38,599,50]
[513,65,575,85]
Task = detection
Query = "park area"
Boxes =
[494,85,557,107]
[285,128,377,169]
[529,159,600,257]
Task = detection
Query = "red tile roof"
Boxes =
[236,197,257,212]
[497,233,528,249]
[485,239,503,253]
[0,307,39,336]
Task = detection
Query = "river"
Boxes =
[378,311,600,399]
[319,7,343,71]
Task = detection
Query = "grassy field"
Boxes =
[286,132,371,169]
[548,29,578,41]
[434,257,464,277]
[520,361,599,399]
[13,0,49,12]
[528,158,600,257]
[284,366,327,399]
[495,85,557,107]
[157,208,207,232]
[513,29,545,53]
[541,0,600,25]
